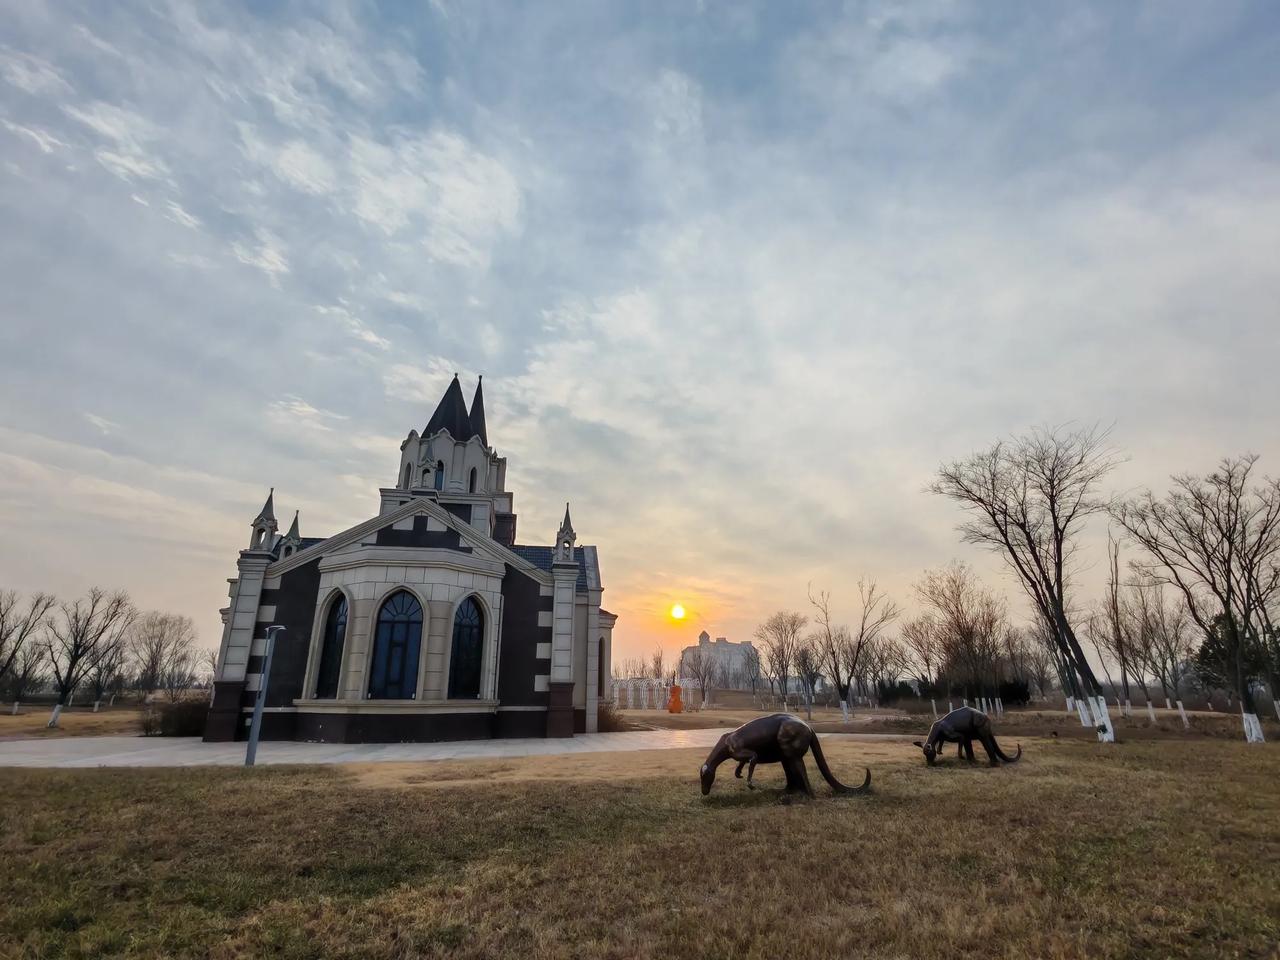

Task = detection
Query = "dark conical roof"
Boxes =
[424,374,476,440]
[255,488,276,522]
[285,510,300,540]
[469,376,488,446]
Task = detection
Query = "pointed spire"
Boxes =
[554,502,577,564]
[255,488,275,522]
[469,376,488,446]
[424,374,475,440]
[285,510,300,541]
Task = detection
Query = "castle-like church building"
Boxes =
[205,376,616,743]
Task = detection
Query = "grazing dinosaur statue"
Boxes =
[699,714,871,798]
[913,706,1022,767]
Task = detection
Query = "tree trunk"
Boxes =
[47,703,63,728]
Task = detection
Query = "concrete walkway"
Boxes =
[0,729,913,769]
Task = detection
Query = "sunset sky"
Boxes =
[2,1,1279,666]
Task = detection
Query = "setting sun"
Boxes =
[669,603,686,620]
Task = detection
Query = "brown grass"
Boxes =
[2,738,1278,959]
[346,740,912,791]
[0,706,144,740]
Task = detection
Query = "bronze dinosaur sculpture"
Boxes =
[913,705,1022,766]
[699,713,871,798]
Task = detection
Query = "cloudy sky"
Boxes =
[2,0,1278,664]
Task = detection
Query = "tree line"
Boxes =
[0,587,212,726]
[745,427,1279,741]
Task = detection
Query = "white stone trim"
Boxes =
[534,674,550,692]
[293,699,498,715]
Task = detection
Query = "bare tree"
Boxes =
[932,424,1120,739]
[5,642,46,710]
[794,635,824,719]
[754,611,806,709]
[1113,455,1280,741]
[902,614,943,692]
[43,589,137,727]
[863,634,909,702]
[649,646,668,683]
[914,563,1008,703]
[1022,622,1056,699]
[130,612,197,701]
[682,642,717,709]
[0,591,55,687]
[810,580,900,717]
[742,644,762,702]
[1089,535,1147,716]
[88,639,128,706]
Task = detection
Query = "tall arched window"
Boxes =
[368,591,423,699]
[448,596,484,699]
[314,594,347,699]
[433,461,445,491]
[468,467,477,493]
[402,463,412,489]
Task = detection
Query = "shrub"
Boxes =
[142,699,209,737]
[597,700,631,733]
[998,679,1031,707]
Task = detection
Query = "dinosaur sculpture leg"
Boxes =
[733,753,759,788]
[781,756,815,798]
[962,739,976,763]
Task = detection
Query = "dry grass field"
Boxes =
[2,738,1277,959]
[0,706,144,741]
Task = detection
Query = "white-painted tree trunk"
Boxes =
[948,701,954,712]
[1207,700,1214,711]
[1176,700,1190,729]
[11,700,18,716]
[1274,698,1280,722]
[1090,696,1116,742]
[47,703,63,728]
[962,698,968,707]
[1146,701,1156,723]
[930,699,937,719]
[996,697,1003,716]
[1075,699,1090,727]
[1066,696,1075,714]
[93,701,101,713]
[1242,711,1265,743]
[840,700,849,723]
[109,694,116,707]
[1123,698,1132,718]
[1165,698,1173,710]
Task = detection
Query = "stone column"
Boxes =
[547,558,578,737]
[205,552,270,742]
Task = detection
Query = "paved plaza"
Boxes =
[0,728,912,768]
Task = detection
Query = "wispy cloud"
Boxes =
[1,1,1278,660]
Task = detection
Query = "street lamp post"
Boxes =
[245,625,285,767]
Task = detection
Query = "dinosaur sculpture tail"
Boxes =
[810,734,871,794]
[994,740,1022,763]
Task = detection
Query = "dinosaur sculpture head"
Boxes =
[912,740,938,765]
[700,734,729,794]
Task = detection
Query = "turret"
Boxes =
[553,503,576,565]
[279,510,301,559]
[249,488,277,551]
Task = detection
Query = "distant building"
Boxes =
[679,631,757,689]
